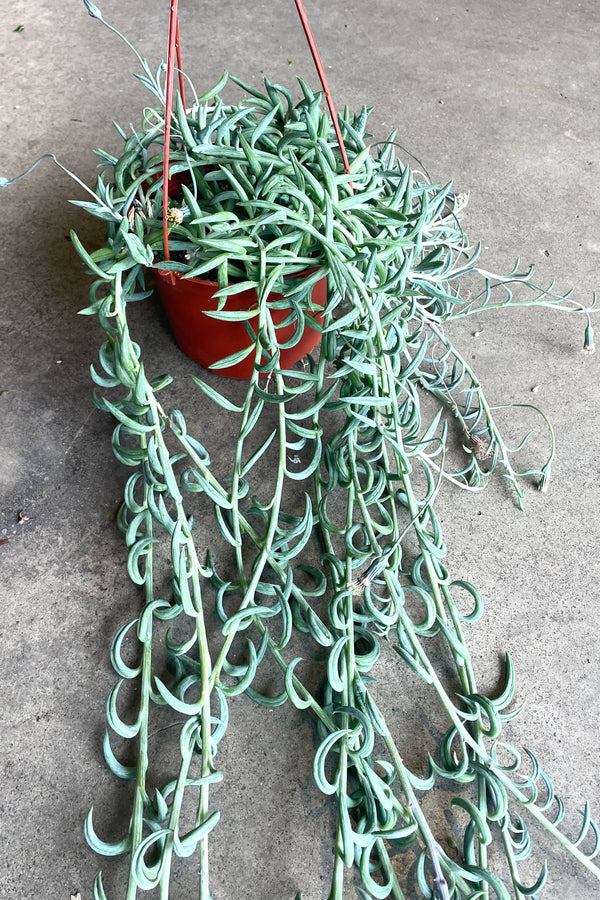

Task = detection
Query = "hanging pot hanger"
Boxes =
[161,0,352,261]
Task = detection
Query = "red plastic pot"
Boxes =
[153,267,326,379]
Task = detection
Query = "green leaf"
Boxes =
[70,200,121,222]
[131,829,170,889]
[175,91,197,150]
[241,430,276,477]
[190,375,244,412]
[451,797,492,846]
[208,343,254,371]
[348,145,372,174]
[313,729,350,795]
[93,872,108,900]
[212,280,260,298]
[203,308,259,322]
[180,467,232,509]
[250,103,280,148]
[71,230,112,280]
[337,186,384,209]
[85,808,132,857]
[175,812,221,857]
[197,70,229,103]
[327,635,350,693]
[90,363,120,388]
[103,730,136,780]
[221,605,278,636]
[183,252,229,279]
[153,677,207,715]
[110,617,141,679]
[123,231,153,266]
[126,536,158,586]
[284,658,312,710]
[105,256,137,275]
[188,211,240,226]
[514,862,548,896]
[245,686,288,707]
[106,679,140,739]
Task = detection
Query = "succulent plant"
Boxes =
[2,4,599,899]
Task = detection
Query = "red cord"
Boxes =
[175,18,186,108]
[293,0,353,191]
[162,0,180,261]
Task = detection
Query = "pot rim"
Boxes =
[153,263,324,288]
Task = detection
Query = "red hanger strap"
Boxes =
[293,0,352,186]
[162,0,181,261]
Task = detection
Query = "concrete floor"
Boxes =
[1,1,599,898]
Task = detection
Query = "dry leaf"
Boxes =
[17,511,29,524]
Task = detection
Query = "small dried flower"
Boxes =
[454,191,469,213]
[347,556,389,595]
[471,433,493,461]
[127,199,146,226]
[538,465,551,493]
[83,0,103,19]
[583,322,595,354]
[166,206,184,226]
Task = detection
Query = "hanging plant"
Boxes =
[2,2,598,898]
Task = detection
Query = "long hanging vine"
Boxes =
[3,4,599,899]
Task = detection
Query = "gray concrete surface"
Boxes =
[0,1,599,898]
